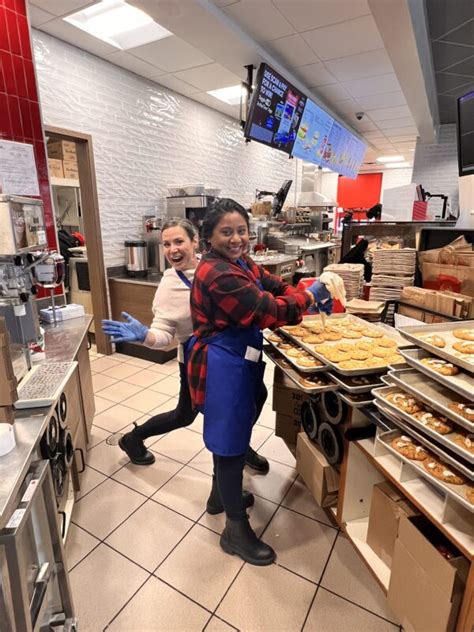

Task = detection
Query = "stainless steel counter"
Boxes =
[0,315,92,529]
[253,254,296,266]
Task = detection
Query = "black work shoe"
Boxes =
[220,517,276,566]
[118,423,155,466]
[206,476,255,514]
[245,446,270,474]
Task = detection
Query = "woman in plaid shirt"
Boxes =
[187,198,333,565]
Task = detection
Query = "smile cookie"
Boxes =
[448,402,474,422]
[267,332,283,343]
[296,356,323,367]
[278,342,294,350]
[420,358,459,375]
[423,458,465,485]
[391,435,429,460]
[418,334,446,348]
[299,375,327,388]
[453,341,474,354]
[467,486,474,504]
[386,392,423,414]
[453,329,474,341]
[453,433,474,453]
[412,411,453,434]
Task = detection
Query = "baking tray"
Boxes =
[400,348,473,400]
[279,315,405,376]
[263,345,337,393]
[339,390,374,408]
[377,427,473,511]
[397,321,474,374]
[262,331,329,373]
[388,368,474,433]
[372,385,474,465]
[327,371,384,393]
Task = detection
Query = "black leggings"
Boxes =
[213,381,268,521]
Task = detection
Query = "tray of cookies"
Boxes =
[376,427,474,511]
[262,330,329,373]
[327,372,384,394]
[397,321,474,373]
[278,315,405,376]
[372,385,474,465]
[262,345,337,393]
[388,368,474,433]
[400,348,473,400]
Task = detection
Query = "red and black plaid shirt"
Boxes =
[187,251,311,407]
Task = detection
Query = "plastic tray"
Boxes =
[262,331,328,373]
[372,385,474,465]
[376,427,473,511]
[279,315,405,376]
[397,321,474,374]
[328,371,383,394]
[388,368,473,433]
[263,345,337,393]
[400,348,473,400]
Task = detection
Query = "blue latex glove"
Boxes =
[102,311,149,343]
[306,280,334,315]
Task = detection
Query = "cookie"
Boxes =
[287,348,304,357]
[453,341,474,354]
[267,332,283,343]
[278,359,291,368]
[377,337,397,349]
[420,358,460,376]
[412,411,453,434]
[467,486,474,504]
[289,327,306,338]
[324,351,351,363]
[335,342,353,353]
[372,346,392,358]
[448,402,474,422]
[303,334,325,344]
[453,329,474,341]
[362,329,383,338]
[299,375,327,388]
[337,360,365,370]
[453,433,474,453]
[418,334,446,348]
[391,436,429,460]
[355,341,374,352]
[387,354,405,365]
[321,331,342,341]
[278,342,294,350]
[350,349,370,361]
[341,331,363,339]
[296,356,322,367]
[386,392,423,414]
[423,458,465,485]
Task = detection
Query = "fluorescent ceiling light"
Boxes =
[207,85,246,106]
[64,0,172,50]
[384,161,411,168]
[376,155,405,163]
[321,167,332,172]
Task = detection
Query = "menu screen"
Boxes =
[320,121,367,179]
[244,64,306,154]
[291,98,334,165]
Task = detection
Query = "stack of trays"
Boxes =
[323,263,364,301]
[370,248,416,301]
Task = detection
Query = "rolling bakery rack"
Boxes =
[266,315,474,631]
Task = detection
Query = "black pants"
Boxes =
[213,381,268,521]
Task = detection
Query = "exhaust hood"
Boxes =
[297,191,336,207]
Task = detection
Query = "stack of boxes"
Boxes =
[47,140,79,180]
[0,318,18,423]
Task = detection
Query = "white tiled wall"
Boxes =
[32,31,298,267]
[412,124,459,215]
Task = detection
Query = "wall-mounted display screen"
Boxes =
[320,121,366,179]
[457,90,474,177]
[291,99,334,165]
[244,64,306,154]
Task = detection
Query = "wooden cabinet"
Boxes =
[76,335,94,439]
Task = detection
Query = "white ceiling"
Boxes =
[28,0,437,169]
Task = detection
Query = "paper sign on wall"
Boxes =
[0,140,40,196]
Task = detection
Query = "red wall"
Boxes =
[337,173,383,209]
[0,0,57,249]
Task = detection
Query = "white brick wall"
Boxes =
[32,31,298,267]
[412,124,459,214]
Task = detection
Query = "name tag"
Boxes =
[245,346,261,362]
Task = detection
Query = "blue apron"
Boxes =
[195,258,266,456]
[175,270,194,361]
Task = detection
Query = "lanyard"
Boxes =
[236,258,263,291]
[176,270,192,289]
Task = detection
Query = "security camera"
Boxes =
[355,112,365,121]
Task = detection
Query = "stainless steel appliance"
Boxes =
[166,195,216,246]
[142,216,167,273]
[32,253,65,326]
[0,196,47,255]
[124,240,148,277]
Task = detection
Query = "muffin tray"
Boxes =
[262,345,337,393]
[262,331,329,373]
[327,371,383,394]
[388,368,474,433]
[376,427,474,511]
[372,385,474,465]
[400,348,473,400]
[398,321,474,374]
[279,315,405,377]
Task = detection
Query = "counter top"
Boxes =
[109,273,162,286]
[0,315,92,528]
[253,254,296,266]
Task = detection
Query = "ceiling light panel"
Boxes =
[207,84,245,105]
[376,155,405,163]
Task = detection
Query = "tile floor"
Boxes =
[66,346,401,631]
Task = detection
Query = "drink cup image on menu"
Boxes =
[275,102,285,120]
[274,91,298,145]
[298,120,309,140]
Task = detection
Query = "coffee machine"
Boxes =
[142,215,167,273]
[166,193,217,249]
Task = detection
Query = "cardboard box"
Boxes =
[388,515,469,632]
[48,158,64,178]
[48,140,77,161]
[296,432,339,507]
[275,412,300,444]
[367,482,418,567]
[62,160,79,179]
[272,369,309,417]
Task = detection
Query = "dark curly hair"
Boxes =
[202,198,249,243]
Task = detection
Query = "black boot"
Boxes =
[220,517,276,566]
[245,446,270,474]
[119,423,155,465]
[206,476,255,515]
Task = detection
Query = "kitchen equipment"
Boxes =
[142,216,167,273]
[124,240,148,278]
[0,196,47,255]
[32,252,65,325]
[166,194,217,245]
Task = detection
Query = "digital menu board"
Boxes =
[244,64,306,154]
[291,99,334,165]
[320,121,366,179]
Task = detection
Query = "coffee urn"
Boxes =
[124,240,148,277]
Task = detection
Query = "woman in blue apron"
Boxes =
[102,218,269,515]
[188,199,333,565]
